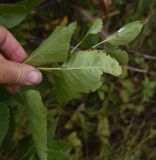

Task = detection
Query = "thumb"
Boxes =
[0,55,42,85]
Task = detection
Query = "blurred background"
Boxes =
[1,0,156,160]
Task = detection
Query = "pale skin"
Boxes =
[0,26,42,94]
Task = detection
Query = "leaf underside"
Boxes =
[53,50,122,102]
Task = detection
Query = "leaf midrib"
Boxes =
[38,66,116,71]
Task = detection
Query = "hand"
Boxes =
[0,26,42,93]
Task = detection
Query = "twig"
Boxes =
[78,7,95,22]
[123,65,148,73]
[125,49,156,61]
[123,65,156,75]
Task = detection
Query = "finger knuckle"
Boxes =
[15,63,24,83]
[0,61,7,84]
[0,61,24,84]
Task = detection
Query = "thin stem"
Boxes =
[92,40,106,48]
[38,67,63,71]
[71,41,82,54]
[126,49,156,61]
[123,65,148,73]
[24,59,29,64]
[123,65,156,75]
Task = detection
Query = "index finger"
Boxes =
[0,26,28,62]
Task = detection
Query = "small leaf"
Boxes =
[26,22,77,66]
[0,103,10,145]
[108,49,129,64]
[72,19,103,52]
[85,18,103,36]
[24,90,47,160]
[80,34,100,49]
[103,21,143,46]
[53,50,122,102]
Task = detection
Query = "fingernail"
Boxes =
[26,70,42,85]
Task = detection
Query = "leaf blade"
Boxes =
[0,4,25,28]
[26,22,77,66]
[103,21,144,46]
[24,90,47,160]
[53,50,122,102]
[71,19,103,52]
[86,18,103,35]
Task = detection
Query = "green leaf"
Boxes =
[24,90,47,160]
[0,0,41,28]
[0,4,25,28]
[80,34,99,49]
[52,50,122,102]
[0,103,9,145]
[0,6,26,29]
[108,49,129,64]
[96,21,143,46]
[71,19,103,52]
[81,18,103,46]
[84,18,103,38]
[26,22,77,67]
[47,118,58,147]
